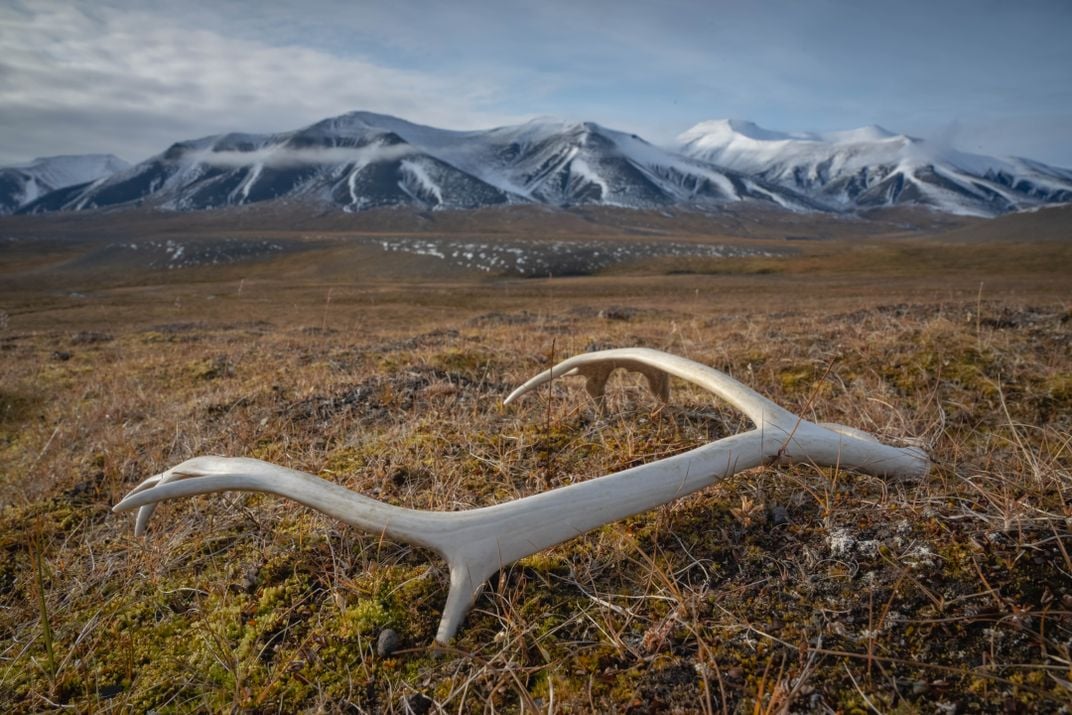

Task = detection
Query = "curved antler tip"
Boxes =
[502,386,529,406]
[503,365,582,406]
[113,491,155,513]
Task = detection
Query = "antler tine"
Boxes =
[113,456,510,642]
[114,457,453,551]
[505,347,794,430]
[133,476,171,537]
[505,348,928,477]
[124,459,225,536]
[120,472,167,537]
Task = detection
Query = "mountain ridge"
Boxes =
[677,119,1072,216]
[14,114,1072,218]
[0,154,129,214]
[20,113,817,215]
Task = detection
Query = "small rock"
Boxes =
[768,504,789,527]
[598,307,635,321]
[98,683,124,699]
[51,351,71,361]
[377,628,401,657]
[404,692,432,715]
[239,567,258,593]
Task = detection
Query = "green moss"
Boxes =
[186,356,232,381]
[518,551,570,574]
[339,598,391,638]
[884,322,1001,398]
[0,390,38,428]
[428,347,492,376]
[778,366,817,395]
[1042,372,1072,406]
[320,445,372,476]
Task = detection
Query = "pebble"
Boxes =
[405,692,432,714]
[377,628,401,657]
[768,504,789,527]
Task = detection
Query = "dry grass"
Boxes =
[0,226,1070,712]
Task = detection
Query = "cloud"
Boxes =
[943,115,1072,167]
[190,143,418,169]
[0,1,526,164]
[0,0,1068,167]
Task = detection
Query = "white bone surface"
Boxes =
[114,348,929,643]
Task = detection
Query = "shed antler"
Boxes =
[115,348,928,643]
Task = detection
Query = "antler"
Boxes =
[505,348,929,477]
[114,348,928,643]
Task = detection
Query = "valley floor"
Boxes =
[0,212,1070,711]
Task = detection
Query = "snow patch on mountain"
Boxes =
[398,159,444,205]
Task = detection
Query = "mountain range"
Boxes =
[677,119,1072,216]
[9,113,1072,218]
[0,154,129,214]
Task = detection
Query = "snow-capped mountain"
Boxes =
[677,119,1072,216]
[0,154,129,214]
[23,121,511,214]
[20,112,814,214]
[331,112,818,209]
[16,113,1072,217]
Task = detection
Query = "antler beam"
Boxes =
[114,348,928,643]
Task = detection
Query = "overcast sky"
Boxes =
[2,0,1070,166]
